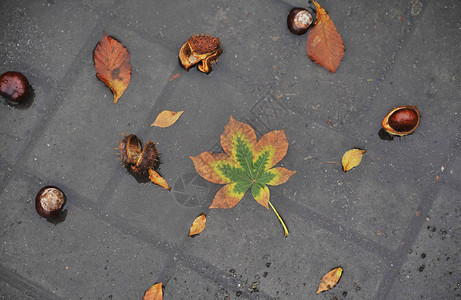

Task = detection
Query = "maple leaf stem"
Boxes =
[268,200,289,237]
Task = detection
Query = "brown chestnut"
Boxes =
[0,71,31,104]
[381,105,420,136]
[287,7,316,35]
[35,186,66,219]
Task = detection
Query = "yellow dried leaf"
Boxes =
[189,213,206,236]
[143,282,162,300]
[150,110,184,128]
[148,169,171,191]
[341,148,366,172]
[316,267,343,294]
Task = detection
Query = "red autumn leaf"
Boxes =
[306,1,345,73]
[94,32,131,103]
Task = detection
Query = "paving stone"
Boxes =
[0,281,35,300]
[0,71,55,165]
[22,28,175,200]
[147,73,254,176]
[0,0,460,299]
[105,174,206,247]
[0,177,168,299]
[252,0,417,127]
[166,264,251,299]
[386,186,461,299]
[186,201,387,299]
[356,0,461,144]
[0,1,101,81]
[446,154,461,192]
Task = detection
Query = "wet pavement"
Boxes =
[0,0,460,299]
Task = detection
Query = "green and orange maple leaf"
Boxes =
[190,116,296,236]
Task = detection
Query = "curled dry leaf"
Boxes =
[150,110,184,128]
[148,169,171,191]
[316,267,343,294]
[189,213,206,236]
[94,32,131,103]
[306,1,345,73]
[143,282,163,300]
[342,148,366,172]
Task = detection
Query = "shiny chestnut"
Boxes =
[0,71,31,104]
[381,105,420,136]
[35,186,66,219]
[287,7,316,35]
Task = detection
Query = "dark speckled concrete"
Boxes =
[1,0,460,299]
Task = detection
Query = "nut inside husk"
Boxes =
[381,105,420,136]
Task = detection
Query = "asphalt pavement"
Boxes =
[0,0,460,299]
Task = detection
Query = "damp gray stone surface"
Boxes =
[1,0,460,299]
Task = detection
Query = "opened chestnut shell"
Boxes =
[119,134,142,166]
[35,186,66,219]
[382,105,420,136]
[118,134,160,176]
[131,141,160,174]
[0,71,31,104]
[179,34,222,74]
[287,7,316,35]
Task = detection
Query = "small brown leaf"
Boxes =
[169,73,180,82]
[342,148,366,172]
[143,282,162,300]
[306,1,345,73]
[150,110,184,128]
[316,267,343,294]
[148,169,170,191]
[94,32,131,103]
[189,213,206,236]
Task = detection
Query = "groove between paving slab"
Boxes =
[273,190,396,261]
[0,20,105,200]
[1,1,449,299]
[374,121,461,299]
[0,264,61,300]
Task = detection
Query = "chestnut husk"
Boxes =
[0,71,31,104]
[381,105,420,136]
[131,140,160,175]
[118,134,161,181]
[35,186,66,219]
[287,7,317,35]
[178,34,222,74]
[119,134,142,166]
